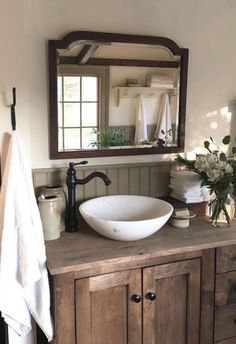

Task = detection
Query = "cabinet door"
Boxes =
[143,259,201,344]
[75,269,142,344]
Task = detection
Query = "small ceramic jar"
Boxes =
[38,195,61,241]
[169,208,195,229]
[39,184,66,231]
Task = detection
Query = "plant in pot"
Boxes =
[90,127,129,148]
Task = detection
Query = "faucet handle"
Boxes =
[69,161,88,168]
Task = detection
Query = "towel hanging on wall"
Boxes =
[0,131,53,341]
[156,93,172,144]
[134,94,148,144]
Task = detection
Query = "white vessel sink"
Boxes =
[79,195,173,241]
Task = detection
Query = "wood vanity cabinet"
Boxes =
[214,245,236,343]
[76,259,200,344]
[50,250,214,344]
[46,219,236,344]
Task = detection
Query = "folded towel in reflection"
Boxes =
[147,81,175,88]
[146,74,174,88]
[156,93,172,143]
[134,94,148,144]
[146,73,173,82]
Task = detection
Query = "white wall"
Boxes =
[109,66,178,128]
[1,0,236,168]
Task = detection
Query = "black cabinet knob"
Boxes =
[146,292,156,301]
[131,294,142,303]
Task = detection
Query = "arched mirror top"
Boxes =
[49,31,189,159]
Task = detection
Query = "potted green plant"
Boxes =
[90,127,128,148]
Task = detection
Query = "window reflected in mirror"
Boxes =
[57,65,109,151]
[58,75,98,150]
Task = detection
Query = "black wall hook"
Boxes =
[11,87,16,130]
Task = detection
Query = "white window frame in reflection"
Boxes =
[57,65,109,151]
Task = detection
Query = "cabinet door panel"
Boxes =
[216,245,236,273]
[215,270,236,307]
[76,269,142,344]
[143,259,201,344]
[214,304,236,342]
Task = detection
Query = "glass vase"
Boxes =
[209,194,235,227]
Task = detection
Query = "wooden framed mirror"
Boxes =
[48,31,188,159]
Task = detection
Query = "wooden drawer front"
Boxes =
[215,338,236,344]
[215,304,236,342]
[216,271,236,307]
[216,245,236,274]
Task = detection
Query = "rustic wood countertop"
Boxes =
[46,216,236,276]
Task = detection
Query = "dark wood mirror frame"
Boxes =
[48,31,189,159]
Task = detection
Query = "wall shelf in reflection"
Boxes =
[112,86,177,107]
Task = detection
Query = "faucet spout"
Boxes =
[77,171,111,186]
[66,162,111,232]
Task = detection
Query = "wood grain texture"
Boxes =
[200,249,215,344]
[51,273,75,344]
[76,269,142,344]
[143,259,201,344]
[216,270,236,307]
[214,304,236,342]
[46,217,236,276]
[215,338,236,344]
[216,245,236,274]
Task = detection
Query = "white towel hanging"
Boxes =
[134,94,148,144]
[156,93,172,144]
[0,131,53,341]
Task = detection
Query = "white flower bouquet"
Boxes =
[176,136,236,225]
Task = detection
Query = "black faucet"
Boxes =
[65,161,111,232]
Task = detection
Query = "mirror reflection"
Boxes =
[49,32,188,158]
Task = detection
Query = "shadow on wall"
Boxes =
[228,99,236,151]
[186,100,236,159]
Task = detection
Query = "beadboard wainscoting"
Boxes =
[32,162,173,201]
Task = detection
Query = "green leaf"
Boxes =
[222,135,231,145]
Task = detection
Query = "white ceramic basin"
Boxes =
[79,195,173,241]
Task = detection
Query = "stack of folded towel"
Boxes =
[169,170,210,203]
[146,73,174,88]
[126,78,142,87]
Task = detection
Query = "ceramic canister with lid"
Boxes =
[39,184,66,231]
[38,195,61,241]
